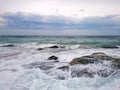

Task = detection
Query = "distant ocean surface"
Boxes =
[0,35,120,47]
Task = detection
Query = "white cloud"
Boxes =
[0,0,120,18]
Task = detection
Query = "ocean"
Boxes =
[0,35,120,47]
[0,35,120,90]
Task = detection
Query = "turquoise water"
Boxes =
[0,35,120,47]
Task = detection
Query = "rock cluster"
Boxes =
[23,52,120,79]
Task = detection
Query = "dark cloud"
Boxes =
[0,12,120,35]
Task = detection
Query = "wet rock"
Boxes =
[57,65,69,71]
[69,52,120,65]
[49,45,59,48]
[2,44,14,47]
[112,59,120,69]
[48,56,58,60]
[71,69,96,78]
[91,52,107,57]
[70,57,98,65]
[37,48,44,50]
[102,46,119,49]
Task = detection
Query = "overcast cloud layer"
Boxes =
[0,0,120,35]
[0,12,120,35]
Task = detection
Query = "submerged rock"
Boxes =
[57,65,69,71]
[71,69,96,78]
[56,76,66,80]
[97,69,114,78]
[48,56,58,60]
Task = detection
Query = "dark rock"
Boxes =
[2,44,14,47]
[102,46,119,49]
[70,57,98,65]
[48,56,58,60]
[69,52,120,65]
[57,65,69,71]
[37,48,44,50]
[49,45,59,48]
[71,69,96,78]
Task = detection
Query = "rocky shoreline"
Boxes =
[23,46,120,80]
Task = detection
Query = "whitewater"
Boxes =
[0,36,120,90]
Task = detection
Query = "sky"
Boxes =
[0,0,120,35]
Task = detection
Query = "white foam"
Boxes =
[0,43,120,90]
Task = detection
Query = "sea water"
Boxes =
[0,35,120,90]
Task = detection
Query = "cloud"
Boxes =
[0,12,120,35]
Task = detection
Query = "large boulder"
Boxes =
[69,52,105,65]
[69,52,120,69]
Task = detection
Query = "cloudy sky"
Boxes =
[0,0,120,35]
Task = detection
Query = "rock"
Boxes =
[37,48,43,50]
[2,44,14,47]
[57,65,69,71]
[111,59,120,69]
[48,56,58,60]
[69,57,98,65]
[71,69,96,78]
[49,45,59,48]
[91,52,107,57]
[69,52,120,65]
[102,46,119,49]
